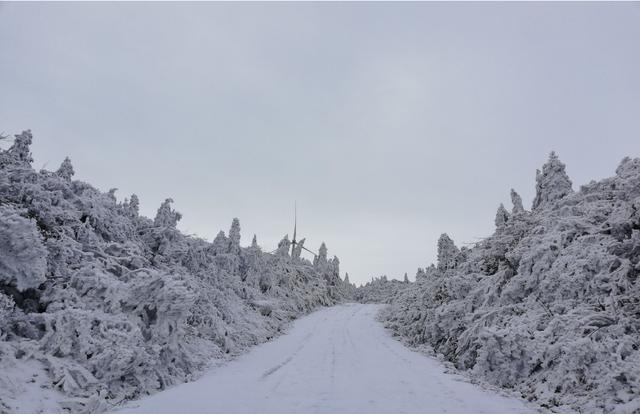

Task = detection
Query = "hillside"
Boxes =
[382,153,640,413]
[0,131,350,413]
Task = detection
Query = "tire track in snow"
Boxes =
[260,332,313,379]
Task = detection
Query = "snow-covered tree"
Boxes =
[0,130,347,412]
[107,188,118,203]
[436,233,460,271]
[56,157,75,180]
[154,198,182,227]
[382,153,640,414]
[510,189,524,214]
[130,194,140,213]
[123,194,140,218]
[532,151,573,210]
[494,203,510,229]
[355,273,412,303]
[228,218,241,254]
[211,230,227,254]
[0,206,48,291]
[276,235,290,257]
[7,130,33,164]
[0,292,14,334]
[292,238,305,260]
[329,255,340,278]
[314,242,328,268]
[403,272,409,283]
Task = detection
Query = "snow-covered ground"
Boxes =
[115,304,539,414]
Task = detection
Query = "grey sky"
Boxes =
[1,2,639,285]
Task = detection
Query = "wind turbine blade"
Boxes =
[293,201,297,243]
[301,245,317,257]
[291,202,297,257]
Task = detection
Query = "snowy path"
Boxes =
[115,304,539,414]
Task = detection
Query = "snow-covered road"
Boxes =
[116,304,539,414]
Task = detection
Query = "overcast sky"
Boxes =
[1,2,639,285]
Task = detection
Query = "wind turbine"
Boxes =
[290,202,318,258]
[291,202,298,256]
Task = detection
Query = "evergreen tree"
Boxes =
[292,238,305,260]
[329,255,340,278]
[107,188,118,203]
[494,203,510,229]
[128,194,140,217]
[314,242,328,268]
[437,233,460,271]
[123,194,140,219]
[7,130,33,164]
[277,235,290,256]
[56,157,75,180]
[0,205,48,291]
[532,151,573,210]
[154,198,181,227]
[228,218,241,254]
[510,189,524,214]
[211,230,227,254]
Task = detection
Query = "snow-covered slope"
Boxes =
[0,131,350,413]
[382,153,640,413]
[115,304,539,414]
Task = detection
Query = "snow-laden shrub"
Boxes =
[0,131,351,413]
[383,153,640,413]
[0,205,48,291]
[355,275,412,304]
[0,292,15,339]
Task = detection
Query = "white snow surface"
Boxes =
[115,304,539,414]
